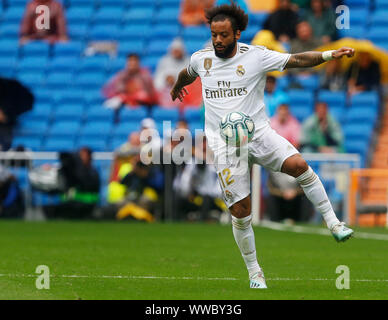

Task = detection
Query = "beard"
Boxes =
[213,39,236,58]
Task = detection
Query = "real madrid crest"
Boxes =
[224,190,233,201]
[236,65,245,77]
[204,58,212,77]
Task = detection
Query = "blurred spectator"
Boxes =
[0,77,34,151]
[290,0,310,10]
[115,132,141,156]
[302,0,336,44]
[290,21,322,54]
[216,0,249,12]
[320,59,347,91]
[264,76,289,117]
[300,101,344,153]
[44,147,100,219]
[139,118,162,152]
[102,53,159,109]
[0,164,25,219]
[270,104,301,149]
[262,0,299,43]
[289,21,322,77]
[173,136,224,221]
[20,0,68,45]
[266,171,312,223]
[346,52,381,95]
[158,74,181,109]
[179,0,215,26]
[154,38,190,91]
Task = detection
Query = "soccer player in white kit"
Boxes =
[171,4,355,289]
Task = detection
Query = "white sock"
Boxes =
[296,166,340,229]
[231,215,261,278]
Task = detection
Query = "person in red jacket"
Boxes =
[20,0,68,44]
[102,54,159,109]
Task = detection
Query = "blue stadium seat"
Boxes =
[182,26,210,42]
[249,13,268,28]
[93,7,125,23]
[86,107,115,121]
[338,26,366,39]
[34,90,53,104]
[3,6,25,23]
[42,137,76,152]
[344,0,369,9]
[0,40,19,58]
[346,107,378,124]
[375,0,388,10]
[151,108,179,122]
[18,56,49,72]
[348,8,369,28]
[295,74,320,91]
[66,7,95,23]
[53,41,84,57]
[78,56,110,73]
[123,8,155,23]
[344,140,368,166]
[369,11,388,28]
[97,0,128,7]
[110,136,127,150]
[111,122,141,137]
[15,120,50,136]
[343,123,373,142]
[68,0,96,7]
[317,90,347,109]
[48,56,78,72]
[19,103,53,122]
[12,136,42,151]
[328,107,346,124]
[120,107,148,122]
[289,105,312,122]
[68,23,89,40]
[184,39,207,54]
[77,137,108,151]
[46,72,74,89]
[367,26,388,44]
[80,121,113,136]
[20,41,50,57]
[75,72,106,89]
[17,72,45,89]
[0,23,20,39]
[142,55,160,73]
[154,7,180,23]
[107,57,126,74]
[49,120,81,137]
[240,26,259,43]
[350,91,379,109]
[53,104,86,120]
[89,24,120,40]
[149,24,180,40]
[288,90,314,107]
[184,108,202,122]
[131,0,158,7]
[119,24,151,41]
[118,40,145,56]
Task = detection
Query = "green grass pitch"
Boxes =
[0,220,387,300]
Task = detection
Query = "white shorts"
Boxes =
[212,124,299,208]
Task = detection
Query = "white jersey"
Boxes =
[187,42,290,151]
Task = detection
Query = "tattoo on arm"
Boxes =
[285,51,325,69]
[174,68,197,90]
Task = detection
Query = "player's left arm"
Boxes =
[285,47,355,69]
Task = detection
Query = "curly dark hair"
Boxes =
[205,3,249,33]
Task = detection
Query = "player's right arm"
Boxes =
[170,68,197,102]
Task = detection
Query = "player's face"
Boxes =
[211,20,241,58]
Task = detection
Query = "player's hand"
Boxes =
[332,47,355,59]
[171,87,189,102]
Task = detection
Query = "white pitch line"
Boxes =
[0,273,388,282]
[260,221,388,241]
